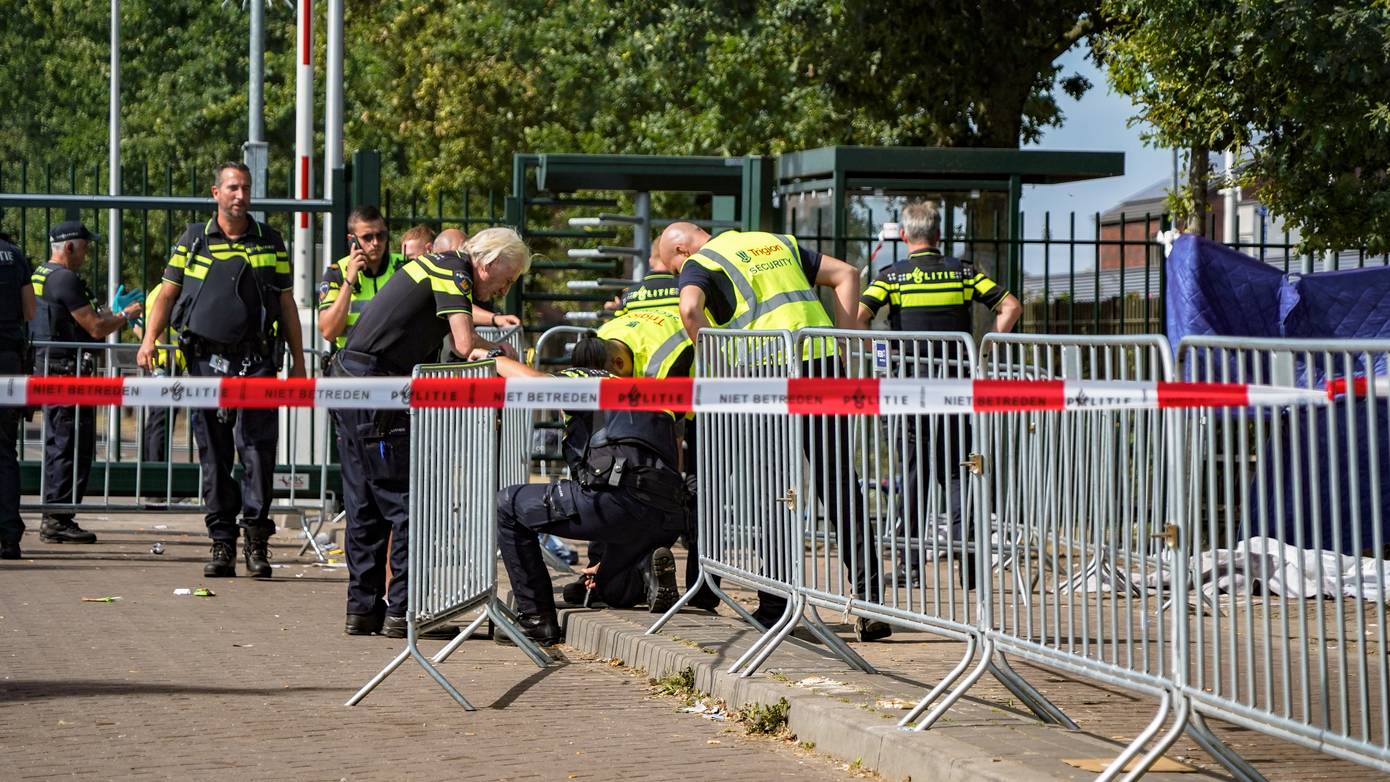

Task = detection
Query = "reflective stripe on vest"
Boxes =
[690,232,833,359]
[597,308,691,379]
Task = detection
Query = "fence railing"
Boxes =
[346,359,550,709]
[648,326,1390,781]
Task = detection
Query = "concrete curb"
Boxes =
[559,609,1203,782]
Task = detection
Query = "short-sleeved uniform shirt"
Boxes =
[0,233,32,350]
[677,243,824,326]
[343,251,474,370]
[163,217,291,294]
[860,248,1008,333]
[31,261,99,364]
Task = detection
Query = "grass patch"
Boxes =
[740,698,791,736]
[650,666,697,699]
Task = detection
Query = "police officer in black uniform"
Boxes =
[0,227,36,559]
[138,162,307,579]
[32,221,144,544]
[493,344,689,646]
[857,201,1021,588]
[332,227,528,637]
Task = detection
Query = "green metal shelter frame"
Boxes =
[775,146,1125,287]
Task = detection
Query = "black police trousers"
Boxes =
[332,352,411,618]
[902,415,976,587]
[142,405,180,461]
[497,479,680,618]
[0,349,22,544]
[185,353,278,542]
[42,402,96,524]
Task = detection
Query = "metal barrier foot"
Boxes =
[801,610,876,674]
[1186,713,1268,782]
[344,634,476,710]
[1117,691,1190,782]
[1095,689,1173,782]
[912,637,996,731]
[728,594,798,677]
[646,566,706,634]
[899,635,977,728]
[987,655,1078,729]
[488,599,553,669]
[429,611,490,665]
[298,509,339,563]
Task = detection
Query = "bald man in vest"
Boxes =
[662,223,890,642]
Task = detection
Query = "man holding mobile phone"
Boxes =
[318,206,404,351]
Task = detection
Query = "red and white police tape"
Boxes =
[0,375,1329,415]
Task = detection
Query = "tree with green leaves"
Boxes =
[1096,0,1390,252]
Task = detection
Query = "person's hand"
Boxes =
[136,341,157,372]
[345,246,368,287]
[467,347,494,361]
[112,284,144,315]
[493,313,521,328]
[122,301,144,320]
[579,562,601,591]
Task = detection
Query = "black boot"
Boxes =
[204,541,236,577]
[242,529,272,579]
[641,547,679,613]
[1,541,20,560]
[39,518,97,544]
[496,613,562,646]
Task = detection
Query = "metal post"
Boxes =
[1223,149,1237,245]
[244,0,269,223]
[293,0,314,309]
[322,0,343,275]
[632,191,650,280]
[107,0,121,343]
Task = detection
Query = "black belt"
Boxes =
[333,349,408,377]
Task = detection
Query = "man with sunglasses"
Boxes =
[318,206,404,351]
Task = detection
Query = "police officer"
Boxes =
[663,222,892,641]
[137,161,307,579]
[857,201,1020,588]
[32,221,144,544]
[493,346,689,645]
[333,227,528,636]
[318,206,405,351]
[0,227,36,559]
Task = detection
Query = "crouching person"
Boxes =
[494,337,686,646]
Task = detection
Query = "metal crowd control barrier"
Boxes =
[969,334,1201,781]
[648,329,870,676]
[476,325,531,491]
[1176,336,1390,776]
[347,360,550,709]
[796,329,1071,730]
[22,340,336,561]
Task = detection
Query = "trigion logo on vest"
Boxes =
[736,250,751,262]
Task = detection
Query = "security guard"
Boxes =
[493,348,689,645]
[32,221,144,545]
[333,227,529,636]
[663,222,891,641]
[137,161,307,579]
[857,201,1020,589]
[0,228,36,559]
[318,205,405,351]
[138,280,187,461]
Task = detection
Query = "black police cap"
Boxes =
[49,221,100,244]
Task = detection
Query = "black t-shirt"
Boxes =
[677,240,822,325]
[343,251,474,371]
[0,234,31,348]
[31,261,100,345]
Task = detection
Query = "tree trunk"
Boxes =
[1187,145,1210,235]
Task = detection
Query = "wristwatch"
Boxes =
[485,348,505,359]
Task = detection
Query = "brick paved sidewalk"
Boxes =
[0,517,855,781]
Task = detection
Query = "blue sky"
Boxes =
[1019,44,1174,231]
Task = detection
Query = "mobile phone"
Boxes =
[349,235,361,252]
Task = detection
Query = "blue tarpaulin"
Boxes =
[1166,234,1390,555]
